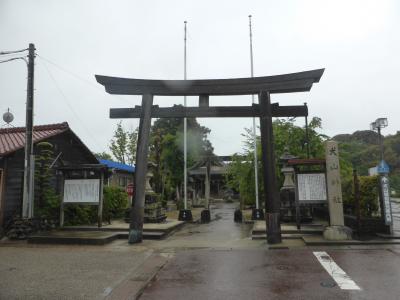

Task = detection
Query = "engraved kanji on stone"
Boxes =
[329,146,337,156]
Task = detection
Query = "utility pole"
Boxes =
[22,43,35,218]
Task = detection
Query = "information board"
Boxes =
[297,173,327,202]
[381,176,393,225]
[63,179,100,204]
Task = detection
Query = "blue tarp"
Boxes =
[99,159,135,173]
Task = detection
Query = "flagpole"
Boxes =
[183,21,188,211]
[249,15,261,216]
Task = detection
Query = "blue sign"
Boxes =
[377,160,390,174]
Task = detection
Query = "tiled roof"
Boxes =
[0,122,69,156]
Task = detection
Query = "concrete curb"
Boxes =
[106,253,170,300]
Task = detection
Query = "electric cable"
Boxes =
[36,54,131,104]
[38,59,105,151]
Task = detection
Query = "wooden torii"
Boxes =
[96,68,324,244]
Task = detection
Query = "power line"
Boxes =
[36,54,131,105]
[0,57,27,65]
[38,59,105,151]
[0,48,28,55]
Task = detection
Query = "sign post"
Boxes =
[126,183,134,205]
[378,160,393,235]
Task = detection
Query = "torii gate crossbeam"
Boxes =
[96,68,324,245]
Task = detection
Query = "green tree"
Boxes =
[94,151,113,160]
[109,122,137,165]
[149,113,214,201]
[126,128,138,165]
[226,117,328,206]
[34,142,59,219]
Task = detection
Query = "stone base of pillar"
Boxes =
[178,209,193,221]
[252,208,265,220]
[323,225,352,240]
[266,212,282,244]
[234,209,242,223]
[128,229,143,244]
[201,209,211,223]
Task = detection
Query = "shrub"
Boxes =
[342,175,380,217]
[103,186,129,219]
[63,186,129,225]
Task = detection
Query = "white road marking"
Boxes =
[102,287,113,296]
[313,251,361,290]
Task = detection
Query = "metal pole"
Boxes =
[183,21,188,210]
[353,169,361,234]
[304,103,310,159]
[22,43,35,218]
[249,15,260,210]
[378,127,384,161]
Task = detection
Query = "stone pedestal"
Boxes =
[323,225,352,240]
[178,209,193,221]
[252,208,265,220]
[143,168,166,223]
[324,141,352,240]
[201,209,211,223]
[234,209,242,223]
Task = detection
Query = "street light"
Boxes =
[370,117,393,234]
[370,117,388,161]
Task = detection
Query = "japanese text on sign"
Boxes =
[63,179,100,203]
[297,173,327,201]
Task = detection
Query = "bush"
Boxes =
[342,175,380,217]
[63,186,129,226]
[103,186,129,219]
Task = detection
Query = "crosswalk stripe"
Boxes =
[313,251,361,290]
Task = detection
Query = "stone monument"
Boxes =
[279,149,297,221]
[323,140,352,240]
[144,163,166,223]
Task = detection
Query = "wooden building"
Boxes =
[0,122,98,229]
[98,159,135,189]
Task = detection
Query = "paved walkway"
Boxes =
[2,202,400,299]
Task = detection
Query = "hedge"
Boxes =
[342,175,380,217]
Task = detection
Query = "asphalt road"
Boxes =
[1,202,400,299]
[140,202,400,300]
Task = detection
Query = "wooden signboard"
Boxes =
[297,173,327,203]
[63,179,100,204]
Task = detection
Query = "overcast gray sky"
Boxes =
[1,0,399,156]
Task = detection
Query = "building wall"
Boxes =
[108,171,134,189]
[0,130,98,227]
[2,150,25,226]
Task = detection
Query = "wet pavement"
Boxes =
[146,202,262,250]
[140,247,400,300]
[2,202,400,299]
[140,202,400,300]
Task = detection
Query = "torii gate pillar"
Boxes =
[259,91,281,243]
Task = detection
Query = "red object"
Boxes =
[0,122,69,156]
[126,183,134,196]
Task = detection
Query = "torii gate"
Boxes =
[96,69,324,244]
